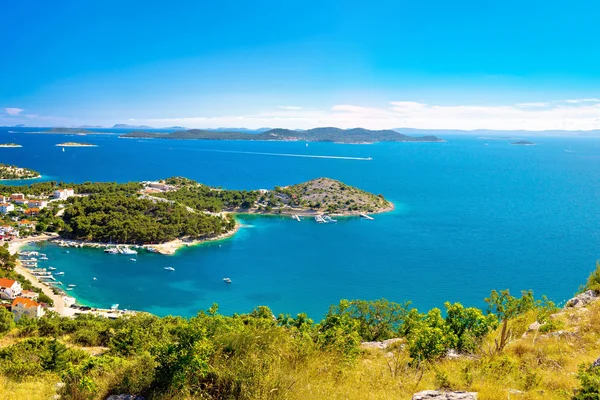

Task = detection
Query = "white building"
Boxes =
[53,188,75,200]
[11,297,44,321]
[0,278,23,300]
[0,203,14,214]
[0,196,8,203]
[27,199,48,209]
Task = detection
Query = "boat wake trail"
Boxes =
[196,149,373,161]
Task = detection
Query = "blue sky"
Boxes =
[2,0,600,130]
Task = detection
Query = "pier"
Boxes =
[360,214,374,220]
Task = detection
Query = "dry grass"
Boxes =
[0,375,57,400]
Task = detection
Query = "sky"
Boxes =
[2,0,600,130]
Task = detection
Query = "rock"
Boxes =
[508,388,524,395]
[592,357,600,368]
[528,321,542,331]
[565,290,597,308]
[540,330,576,339]
[106,396,145,400]
[412,390,477,400]
[360,338,403,350]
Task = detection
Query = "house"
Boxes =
[20,290,39,300]
[10,193,27,205]
[0,196,8,203]
[0,203,14,214]
[0,225,18,239]
[0,278,23,300]
[27,199,47,209]
[10,193,25,201]
[18,219,35,229]
[25,208,40,216]
[11,297,44,321]
[53,188,75,200]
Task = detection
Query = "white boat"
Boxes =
[62,147,65,152]
[104,247,119,254]
[93,277,97,280]
[120,247,137,255]
[66,288,73,291]
[315,215,325,223]
[130,258,137,262]
[146,247,158,253]
[48,267,56,271]
[39,256,48,261]
[54,272,64,276]
[223,277,232,284]
[164,266,175,271]
[323,215,337,223]
[67,284,76,287]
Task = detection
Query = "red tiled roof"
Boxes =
[12,297,39,308]
[0,278,17,288]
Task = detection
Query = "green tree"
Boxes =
[444,302,499,352]
[40,337,67,372]
[573,362,600,399]
[485,289,537,351]
[0,307,14,336]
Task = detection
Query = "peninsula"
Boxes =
[0,164,40,180]
[0,177,392,254]
[120,127,444,143]
[55,142,97,147]
[0,143,22,148]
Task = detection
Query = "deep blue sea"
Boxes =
[3,127,600,319]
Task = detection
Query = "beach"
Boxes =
[9,235,131,318]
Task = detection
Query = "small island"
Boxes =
[510,141,536,146]
[0,143,22,148]
[0,164,40,180]
[55,142,98,147]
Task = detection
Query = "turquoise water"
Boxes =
[4,128,600,318]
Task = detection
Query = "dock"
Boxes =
[315,215,325,223]
[292,215,301,222]
[360,214,374,220]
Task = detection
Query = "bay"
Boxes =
[4,127,600,318]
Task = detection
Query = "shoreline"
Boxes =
[0,174,42,181]
[9,234,77,317]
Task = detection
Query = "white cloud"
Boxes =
[564,98,600,104]
[4,108,23,115]
[516,102,549,108]
[277,105,302,110]
[135,99,600,131]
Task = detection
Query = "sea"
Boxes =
[2,127,600,319]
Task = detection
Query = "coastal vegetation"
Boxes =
[276,177,393,213]
[1,262,600,399]
[61,194,234,244]
[0,177,390,246]
[0,164,40,180]
[120,127,444,143]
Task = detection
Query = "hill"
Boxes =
[277,177,393,213]
[120,127,444,143]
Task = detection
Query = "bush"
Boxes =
[573,363,600,399]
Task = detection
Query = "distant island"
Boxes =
[120,127,444,144]
[510,141,536,146]
[0,143,22,148]
[0,164,40,180]
[113,123,154,129]
[55,142,97,147]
